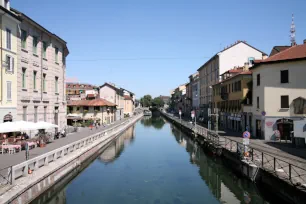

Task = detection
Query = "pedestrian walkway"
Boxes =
[0,118,130,169]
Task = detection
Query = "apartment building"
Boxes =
[12,8,69,131]
[244,42,306,140]
[0,2,21,123]
[66,83,98,101]
[198,41,267,121]
[189,72,200,117]
[99,83,124,121]
[213,66,252,132]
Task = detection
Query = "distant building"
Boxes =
[66,83,98,101]
[159,95,170,108]
[171,83,187,114]
[198,41,267,121]
[244,42,306,140]
[189,72,200,117]
[124,95,134,116]
[269,46,290,57]
[67,99,116,125]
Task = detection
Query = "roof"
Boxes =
[87,94,95,98]
[213,71,252,86]
[99,83,119,91]
[66,83,96,89]
[67,99,116,107]
[197,41,267,71]
[0,6,21,21]
[251,43,306,69]
[124,95,132,100]
[269,46,291,57]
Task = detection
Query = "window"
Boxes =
[44,106,47,121]
[33,36,38,54]
[55,77,59,93]
[232,83,234,92]
[21,30,27,49]
[6,55,13,72]
[229,84,231,93]
[281,95,289,108]
[23,106,27,121]
[43,74,46,92]
[62,48,65,65]
[22,68,26,89]
[248,57,255,65]
[238,81,241,91]
[6,28,11,50]
[257,97,259,109]
[43,42,47,58]
[257,74,260,86]
[55,47,59,63]
[33,71,37,90]
[280,70,289,83]
[6,81,11,101]
[34,106,38,122]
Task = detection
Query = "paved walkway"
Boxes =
[0,117,132,169]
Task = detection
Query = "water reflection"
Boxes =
[99,125,135,163]
[170,124,270,204]
[140,116,166,130]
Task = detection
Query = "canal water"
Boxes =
[32,115,282,204]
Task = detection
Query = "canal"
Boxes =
[32,114,283,204]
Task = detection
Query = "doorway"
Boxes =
[256,120,261,139]
[276,118,293,141]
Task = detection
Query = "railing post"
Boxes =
[236,142,238,153]
[289,164,291,180]
[9,166,15,185]
[273,157,276,171]
[261,152,264,167]
[251,149,254,161]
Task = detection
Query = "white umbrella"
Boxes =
[34,122,58,130]
[0,121,37,133]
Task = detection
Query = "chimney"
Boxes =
[304,39,306,44]
[244,62,249,71]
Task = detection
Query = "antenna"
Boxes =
[290,14,296,46]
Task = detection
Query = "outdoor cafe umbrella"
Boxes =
[0,121,37,133]
[34,122,59,130]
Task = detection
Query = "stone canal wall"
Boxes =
[160,110,306,204]
[0,113,143,204]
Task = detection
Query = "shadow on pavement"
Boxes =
[265,141,306,160]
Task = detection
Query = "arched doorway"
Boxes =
[276,118,293,141]
[3,112,13,122]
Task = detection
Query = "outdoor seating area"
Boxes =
[0,121,59,155]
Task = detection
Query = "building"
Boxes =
[213,65,252,132]
[99,83,124,121]
[0,2,21,123]
[198,41,267,122]
[244,42,306,140]
[170,83,187,115]
[269,46,290,57]
[185,82,192,116]
[66,83,98,101]
[189,72,200,117]
[124,95,134,116]
[11,7,69,131]
[67,99,116,125]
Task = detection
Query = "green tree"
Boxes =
[152,97,165,108]
[140,95,152,107]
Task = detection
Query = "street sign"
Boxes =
[243,131,250,138]
[191,110,195,119]
[243,138,250,145]
[179,110,182,115]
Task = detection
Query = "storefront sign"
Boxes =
[266,121,273,127]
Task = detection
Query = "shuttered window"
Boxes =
[6,28,11,50]
[7,81,12,101]
[6,55,14,72]
[281,95,289,108]
[33,36,38,54]
[22,68,26,88]
[21,30,27,49]
[257,74,260,86]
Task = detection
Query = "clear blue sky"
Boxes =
[14,0,305,98]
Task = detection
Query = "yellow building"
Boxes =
[213,67,252,132]
[0,3,21,122]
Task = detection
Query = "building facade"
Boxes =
[124,95,134,116]
[99,83,124,121]
[66,83,98,101]
[67,99,116,125]
[0,2,20,123]
[12,8,69,131]
[198,41,267,121]
[213,66,252,132]
[244,43,306,140]
[189,72,200,117]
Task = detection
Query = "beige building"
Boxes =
[198,41,267,121]
[11,8,69,131]
[0,2,21,123]
[99,83,124,121]
[124,95,134,116]
[67,99,116,125]
[244,43,306,140]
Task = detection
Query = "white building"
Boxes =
[198,41,267,120]
[244,42,306,141]
[189,72,200,117]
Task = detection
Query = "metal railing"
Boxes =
[222,137,306,187]
[0,114,142,186]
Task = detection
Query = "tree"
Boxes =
[152,97,165,108]
[140,95,152,107]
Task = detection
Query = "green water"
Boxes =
[33,115,280,204]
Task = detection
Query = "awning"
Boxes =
[0,121,37,133]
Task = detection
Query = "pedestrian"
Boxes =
[25,142,29,160]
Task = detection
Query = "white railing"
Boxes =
[6,113,143,185]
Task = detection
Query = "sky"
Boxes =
[13,0,306,98]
